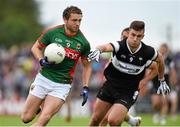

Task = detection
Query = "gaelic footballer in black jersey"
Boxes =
[105,38,158,90]
[88,21,170,126]
[97,38,158,109]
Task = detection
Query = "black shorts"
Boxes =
[97,81,139,110]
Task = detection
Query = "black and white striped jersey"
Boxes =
[104,39,158,90]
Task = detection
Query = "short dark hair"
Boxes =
[63,6,82,20]
[129,20,145,31]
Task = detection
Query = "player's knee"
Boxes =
[91,114,102,125]
[102,117,108,123]
[21,113,33,123]
[37,114,52,126]
[152,100,160,107]
[108,118,122,126]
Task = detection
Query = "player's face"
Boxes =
[64,13,82,34]
[127,29,144,48]
[159,46,168,56]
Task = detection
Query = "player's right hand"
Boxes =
[88,48,102,62]
[39,57,55,67]
[157,79,170,96]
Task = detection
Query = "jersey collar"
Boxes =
[126,40,142,54]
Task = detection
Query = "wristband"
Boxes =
[96,48,102,53]
[159,77,165,81]
[83,86,89,91]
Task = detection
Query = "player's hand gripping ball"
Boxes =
[44,43,66,64]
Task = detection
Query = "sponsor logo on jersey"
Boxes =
[112,56,145,75]
[139,57,143,61]
[76,43,81,50]
[66,43,70,47]
[121,54,126,58]
[65,47,81,60]
[55,38,63,43]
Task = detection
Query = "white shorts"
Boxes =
[29,73,71,101]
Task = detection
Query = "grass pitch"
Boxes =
[0,114,179,126]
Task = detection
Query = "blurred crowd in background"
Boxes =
[0,43,180,117]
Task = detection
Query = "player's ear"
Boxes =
[63,17,68,24]
[141,34,144,39]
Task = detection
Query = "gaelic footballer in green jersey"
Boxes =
[21,6,91,126]
[37,25,90,84]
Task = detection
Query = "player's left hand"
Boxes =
[88,48,102,62]
[157,79,170,96]
[80,86,89,106]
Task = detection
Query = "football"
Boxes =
[44,43,66,64]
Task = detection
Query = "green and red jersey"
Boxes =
[37,25,90,84]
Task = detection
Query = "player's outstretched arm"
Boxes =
[88,43,114,62]
[80,58,92,106]
[154,53,165,80]
[146,61,158,81]
[155,53,170,95]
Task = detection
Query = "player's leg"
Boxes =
[21,79,47,124]
[90,81,113,126]
[21,94,43,123]
[99,108,111,126]
[21,73,50,123]
[125,114,141,126]
[151,94,161,110]
[36,101,44,115]
[107,91,139,126]
[151,94,161,123]
[169,90,178,120]
[32,81,71,126]
[65,94,72,122]
[107,103,128,126]
[128,105,136,116]
[100,111,141,126]
[159,95,168,125]
[89,98,112,126]
[32,95,64,126]
[100,107,141,126]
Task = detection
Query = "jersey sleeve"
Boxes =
[82,42,90,58]
[151,48,158,61]
[145,45,158,61]
[110,41,120,53]
[145,60,153,68]
[81,39,91,59]
[37,29,51,46]
[144,44,158,68]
